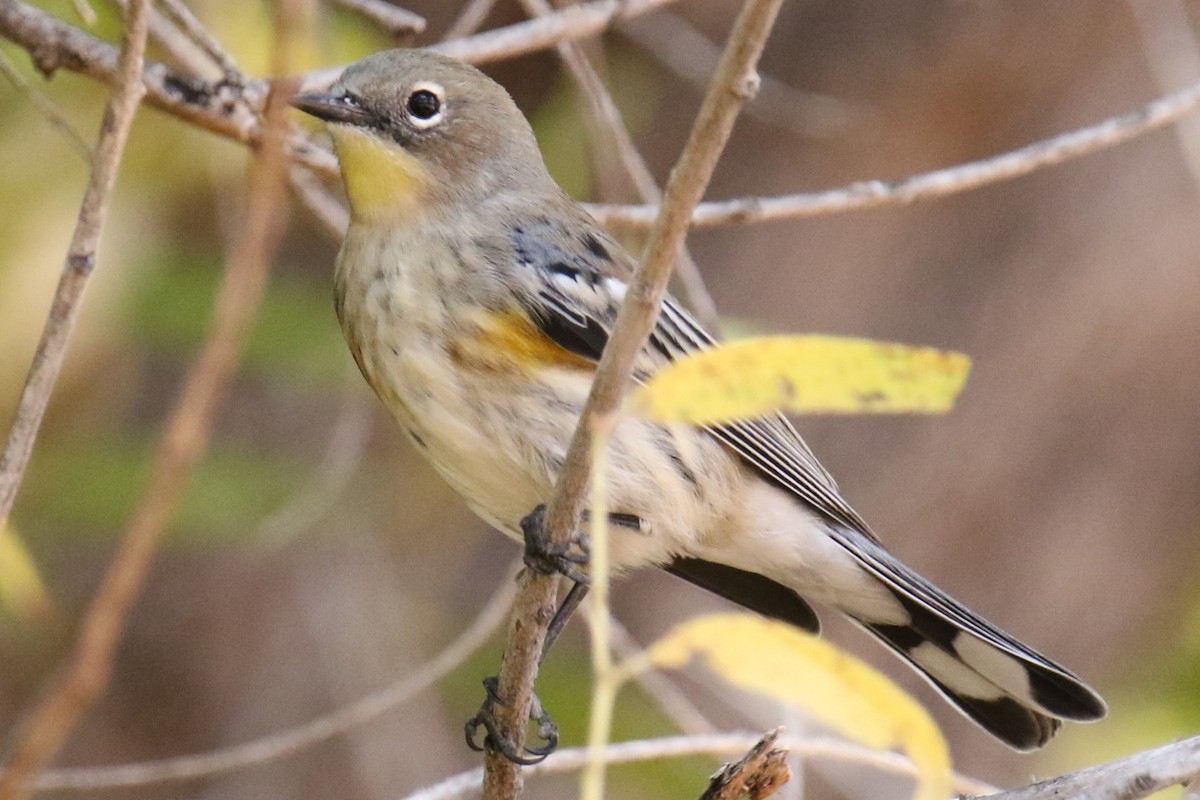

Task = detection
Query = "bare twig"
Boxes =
[331,0,425,39]
[29,571,517,792]
[1128,0,1200,186]
[977,734,1200,800]
[432,0,679,66]
[0,0,149,542]
[67,0,95,25]
[516,0,722,331]
[302,0,686,89]
[252,382,372,549]
[0,47,93,160]
[443,0,497,41]
[586,77,1200,228]
[0,0,259,140]
[13,0,1195,238]
[155,0,244,79]
[620,11,860,140]
[404,732,998,800]
[699,728,790,800]
[105,0,221,79]
[0,0,687,175]
[479,1,783,797]
[0,8,297,798]
[607,616,718,736]
[289,164,350,238]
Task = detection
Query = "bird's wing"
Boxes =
[509,220,876,540]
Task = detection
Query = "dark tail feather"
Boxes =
[864,621,1062,750]
[825,527,1106,748]
[665,557,821,634]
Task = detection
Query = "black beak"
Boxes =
[291,92,372,126]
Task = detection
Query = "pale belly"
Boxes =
[360,331,753,570]
[334,226,743,570]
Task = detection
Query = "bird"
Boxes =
[292,47,1106,756]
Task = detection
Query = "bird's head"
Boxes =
[293,49,551,224]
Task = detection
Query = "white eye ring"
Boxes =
[405,81,446,129]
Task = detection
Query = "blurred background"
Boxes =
[2,1,1200,798]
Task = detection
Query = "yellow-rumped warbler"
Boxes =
[293,49,1105,754]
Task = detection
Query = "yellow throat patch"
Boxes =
[330,126,430,223]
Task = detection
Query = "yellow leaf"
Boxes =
[648,614,951,800]
[631,335,970,425]
[0,526,51,622]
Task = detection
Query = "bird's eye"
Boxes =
[406,89,441,121]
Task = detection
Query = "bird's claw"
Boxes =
[464,676,560,765]
[520,504,591,585]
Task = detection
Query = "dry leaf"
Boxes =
[631,335,970,425]
[648,614,952,800]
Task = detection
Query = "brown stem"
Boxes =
[586,77,1200,228]
[698,728,790,800]
[0,4,298,796]
[515,0,722,332]
[0,0,150,540]
[479,1,784,797]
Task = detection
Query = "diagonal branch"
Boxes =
[0,46,93,160]
[0,0,150,540]
[0,4,298,796]
[405,732,998,800]
[29,571,516,792]
[976,734,1200,800]
[515,0,722,331]
[303,0,686,88]
[586,77,1200,228]
[479,1,784,797]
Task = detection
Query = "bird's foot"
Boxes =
[464,675,559,764]
[520,504,590,585]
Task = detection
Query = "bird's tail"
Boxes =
[830,530,1107,750]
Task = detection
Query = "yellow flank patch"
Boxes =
[450,311,595,373]
[330,126,430,223]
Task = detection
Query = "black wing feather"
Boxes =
[666,557,821,633]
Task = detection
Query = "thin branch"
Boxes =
[0,0,150,543]
[516,0,722,331]
[1128,0,1200,187]
[29,571,517,792]
[251,382,372,550]
[154,0,244,80]
[606,616,718,736]
[105,0,221,80]
[619,10,861,140]
[289,164,350,238]
[12,0,1196,237]
[301,0,686,89]
[977,734,1200,800]
[0,10,296,798]
[698,728,790,800]
[432,0,679,66]
[586,77,1200,228]
[0,0,690,177]
[0,46,93,160]
[330,0,425,39]
[67,0,95,25]
[0,0,259,141]
[479,1,783,797]
[443,0,497,41]
[404,732,998,800]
